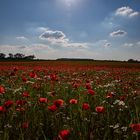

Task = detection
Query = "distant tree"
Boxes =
[0,53,6,59]
[0,52,36,60]
[128,59,139,63]
[8,53,14,59]
[14,53,25,59]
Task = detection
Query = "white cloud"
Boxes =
[97,40,112,48]
[123,43,134,48]
[40,30,66,40]
[63,42,89,48]
[36,27,49,32]
[122,42,140,48]
[16,36,28,40]
[39,30,69,44]
[39,29,89,49]
[104,42,112,48]
[110,30,127,37]
[115,6,139,18]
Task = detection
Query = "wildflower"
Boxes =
[21,122,29,129]
[13,67,18,72]
[53,99,64,107]
[50,74,58,81]
[73,83,80,89]
[22,76,27,82]
[0,86,5,94]
[82,103,90,110]
[29,71,37,78]
[118,101,125,106]
[69,99,78,104]
[113,100,120,105]
[48,105,57,112]
[16,100,27,106]
[0,106,6,113]
[95,106,105,113]
[4,100,14,108]
[22,91,30,97]
[58,130,70,140]
[39,98,48,103]
[88,89,95,95]
[130,123,140,132]
[85,83,92,89]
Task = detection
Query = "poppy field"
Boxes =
[0,61,140,140]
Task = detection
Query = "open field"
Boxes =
[0,61,140,140]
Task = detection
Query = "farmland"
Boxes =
[0,60,140,140]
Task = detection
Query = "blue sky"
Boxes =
[0,0,140,60]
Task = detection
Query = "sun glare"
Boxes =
[60,0,78,8]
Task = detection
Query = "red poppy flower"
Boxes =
[22,76,27,82]
[88,89,95,95]
[13,67,18,72]
[69,99,78,104]
[73,83,80,89]
[53,99,64,107]
[21,122,29,129]
[0,106,6,113]
[4,100,14,108]
[30,72,37,78]
[22,91,30,97]
[39,98,48,103]
[95,106,105,113]
[58,130,70,140]
[0,86,5,94]
[50,74,58,81]
[48,105,57,112]
[130,123,140,132]
[16,100,27,106]
[85,83,92,89]
[82,103,90,110]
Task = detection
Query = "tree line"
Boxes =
[0,53,35,60]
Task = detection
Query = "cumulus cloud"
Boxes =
[110,30,127,37]
[104,42,112,48]
[97,40,112,48]
[39,29,89,49]
[115,6,139,18]
[39,30,66,42]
